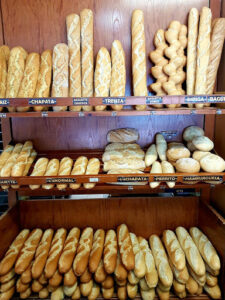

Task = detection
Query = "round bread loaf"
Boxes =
[192,151,210,161]
[200,154,225,172]
[183,126,204,142]
[192,136,214,152]
[175,158,200,173]
[187,141,197,152]
[167,144,190,161]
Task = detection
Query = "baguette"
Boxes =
[52,43,69,111]
[58,227,80,273]
[103,229,117,274]
[150,161,162,188]
[80,267,92,283]
[104,158,145,172]
[127,282,138,299]
[80,279,93,297]
[72,285,81,299]
[116,278,127,286]
[16,277,29,293]
[83,158,100,189]
[51,286,64,300]
[149,234,173,288]
[20,287,31,299]
[21,262,32,284]
[102,286,114,299]
[145,144,157,167]
[73,227,93,276]
[185,275,199,295]
[32,280,43,293]
[0,145,14,172]
[64,268,77,286]
[204,284,221,299]
[29,157,49,190]
[117,224,135,271]
[176,226,205,276]
[188,264,206,286]
[0,45,10,63]
[88,282,100,300]
[117,285,127,300]
[0,277,15,292]
[49,269,63,287]
[70,156,88,189]
[94,259,107,283]
[140,288,155,300]
[0,269,15,283]
[114,251,128,281]
[15,229,43,274]
[89,229,105,273]
[128,270,139,285]
[102,275,114,289]
[110,40,126,111]
[23,149,37,176]
[169,257,189,284]
[156,286,169,300]
[0,47,7,107]
[57,157,73,190]
[42,158,60,190]
[39,287,49,299]
[31,228,54,279]
[206,272,218,287]
[0,286,15,300]
[44,228,67,278]
[139,277,150,291]
[64,282,78,297]
[156,134,167,161]
[130,233,145,278]
[38,273,47,285]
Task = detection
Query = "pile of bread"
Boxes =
[149,7,225,108]
[0,225,221,300]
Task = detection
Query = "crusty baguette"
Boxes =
[127,282,138,299]
[38,273,47,285]
[58,227,80,273]
[0,145,14,172]
[130,233,145,278]
[42,158,60,190]
[51,286,64,300]
[31,228,54,279]
[117,285,127,300]
[23,149,37,176]
[88,282,100,300]
[102,275,114,289]
[94,259,107,283]
[44,228,67,278]
[117,224,135,271]
[80,267,92,283]
[64,268,77,286]
[140,288,155,300]
[0,286,15,300]
[70,156,88,190]
[80,279,93,297]
[169,257,189,284]
[0,47,7,108]
[21,262,32,284]
[57,157,73,190]
[39,287,49,299]
[72,285,81,299]
[128,270,139,285]
[103,229,117,274]
[49,269,63,287]
[29,157,49,190]
[1,277,16,292]
[64,282,78,297]
[32,280,43,293]
[16,277,29,293]
[83,158,100,189]
[20,287,31,299]
[102,286,114,299]
[89,229,105,273]
[0,269,15,283]
[206,272,218,287]
[15,229,43,274]
[73,227,93,276]
[204,284,221,299]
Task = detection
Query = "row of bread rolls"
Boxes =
[0,225,221,300]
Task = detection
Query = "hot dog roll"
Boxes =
[70,156,88,189]
[89,229,105,273]
[73,227,93,276]
[17,52,40,112]
[57,157,73,190]
[52,43,69,111]
[110,40,126,111]
[42,158,60,190]
[130,233,145,278]
[29,157,49,190]
[31,228,54,279]
[103,229,117,274]
[49,269,63,287]
[94,259,107,283]
[15,229,43,274]
[83,158,100,189]
[58,227,80,274]
[64,268,77,286]
[44,228,67,278]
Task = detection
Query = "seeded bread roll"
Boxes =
[89,229,105,273]
[103,229,117,274]
[175,158,200,173]
[192,136,214,152]
[200,153,225,172]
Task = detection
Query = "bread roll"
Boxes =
[192,136,214,152]
[39,287,49,299]
[51,286,64,300]
[175,158,200,173]
[162,230,185,271]
[72,285,81,300]
[102,286,114,299]
[6,47,27,112]
[31,228,53,279]
[70,156,88,189]
[0,145,14,171]
[89,229,105,273]
[117,285,127,300]
[156,134,167,161]
[29,157,49,190]
[204,284,221,299]
[44,228,67,278]
[206,272,218,287]
[127,283,138,299]
[20,287,31,299]
[131,10,147,110]
[15,229,43,274]
[206,18,225,94]
[57,157,73,190]
[105,143,141,151]
[0,277,15,292]
[66,14,82,112]
[52,43,69,111]
[192,150,210,161]
[140,288,155,300]
[107,128,139,144]
[102,275,114,289]
[149,235,173,288]
[80,279,93,297]
[130,233,145,278]
[114,251,128,281]
[64,282,78,296]
[81,9,93,111]
[73,227,93,276]
[34,49,52,111]
[145,144,157,167]
[83,158,100,189]
[190,227,220,272]
[103,229,117,274]
[104,158,145,172]
[200,153,225,172]
[187,8,199,96]
[80,267,92,283]
[117,224,135,271]
[21,263,32,284]
[176,227,205,276]
[183,126,205,142]
[150,161,162,188]
[167,144,190,161]
[0,269,15,283]
[23,149,37,176]
[64,268,77,286]
[94,47,111,111]
[161,161,176,188]
[32,280,43,292]
[17,52,40,112]
[42,158,60,190]
[110,40,126,111]
[103,148,145,162]
[138,236,158,288]
[59,227,80,274]
[16,277,29,293]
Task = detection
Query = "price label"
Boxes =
[146,96,163,104]
[73,98,89,105]
[185,96,207,103]
[117,176,149,183]
[46,178,76,184]
[153,176,177,182]
[29,98,57,105]
[111,111,117,116]
[79,112,85,117]
[0,179,18,184]
[0,99,9,106]
[160,130,178,139]
[183,175,223,182]
[0,113,7,118]
[41,111,48,117]
[103,97,126,105]
[208,95,225,103]
[89,178,99,182]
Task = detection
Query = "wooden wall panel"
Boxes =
[19,197,198,237]
[11,115,203,151]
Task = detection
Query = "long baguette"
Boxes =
[130,233,145,278]
[57,157,73,190]
[103,229,117,274]
[29,157,49,190]
[70,156,88,190]
[89,229,105,273]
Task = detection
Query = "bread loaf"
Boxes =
[44,228,67,278]
[166,144,190,162]
[64,268,77,286]
[88,282,100,300]
[204,284,221,299]
[83,158,100,189]
[81,9,94,111]
[73,227,93,276]
[114,251,128,281]
[156,134,167,161]
[107,128,139,144]
[38,273,47,285]
[200,153,225,172]
[103,229,117,274]
[72,285,81,299]
[127,282,138,299]
[169,258,189,284]
[104,158,145,172]
[176,227,205,276]
[190,227,220,272]
[192,136,214,152]
[0,277,15,292]
[0,269,15,283]
[39,287,49,299]
[17,52,40,112]
[0,47,7,107]
[107,169,147,186]
[117,224,135,271]
[80,279,93,296]
[94,47,111,111]
[94,259,107,283]
[131,10,147,110]
[145,144,157,167]
[175,158,200,173]
[21,262,32,284]
[29,157,49,190]
[52,43,69,111]
[162,230,185,271]
[51,286,64,300]
[128,270,139,285]
[80,267,92,283]
[23,149,37,176]
[102,275,114,289]
[32,280,43,292]
[117,285,127,300]
[150,161,162,189]
[183,126,204,142]
[58,227,80,274]
[149,235,173,288]
[110,40,126,111]
[64,282,78,297]
[105,143,141,151]
[57,157,73,190]
[161,161,176,188]
[16,277,29,293]
[130,233,145,278]
[89,229,105,273]
[42,158,60,190]
[0,286,15,300]
[0,145,14,171]
[66,14,82,112]
[206,18,225,94]
[70,156,88,189]
[34,49,52,111]
[140,288,155,300]
[102,286,114,299]
[103,148,145,162]
[206,272,218,287]
[20,287,31,299]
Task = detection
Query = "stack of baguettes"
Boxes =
[0,225,221,300]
